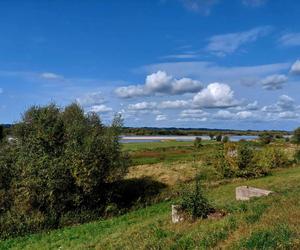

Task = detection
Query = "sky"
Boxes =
[0,0,300,130]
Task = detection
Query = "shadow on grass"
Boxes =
[108,177,168,211]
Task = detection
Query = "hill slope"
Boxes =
[1,167,300,250]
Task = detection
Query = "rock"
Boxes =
[171,205,184,223]
[236,186,273,201]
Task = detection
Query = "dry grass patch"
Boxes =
[126,162,199,186]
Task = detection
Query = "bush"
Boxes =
[259,132,273,145]
[0,125,3,142]
[222,136,229,143]
[216,134,222,142]
[292,127,300,144]
[258,147,290,169]
[194,137,202,149]
[180,177,213,219]
[294,150,300,164]
[0,103,130,238]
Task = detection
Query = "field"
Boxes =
[1,139,299,249]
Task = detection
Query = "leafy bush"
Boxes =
[0,103,130,238]
[259,132,273,145]
[194,137,202,149]
[180,177,213,219]
[292,127,300,144]
[258,147,290,169]
[222,136,229,143]
[294,150,300,164]
[216,134,222,142]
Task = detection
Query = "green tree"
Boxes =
[11,103,130,227]
[293,127,300,144]
[216,134,222,142]
[0,125,4,142]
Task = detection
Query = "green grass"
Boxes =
[2,166,300,249]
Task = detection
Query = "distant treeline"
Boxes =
[122,127,291,136]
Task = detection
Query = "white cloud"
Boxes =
[290,60,300,75]
[279,33,300,47]
[156,114,167,121]
[115,71,202,98]
[193,82,238,108]
[141,61,289,84]
[87,105,112,113]
[213,110,235,120]
[160,100,191,109]
[180,109,208,119]
[206,26,272,56]
[76,92,105,107]
[128,101,157,110]
[278,111,299,119]
[40,72,63,80]
[242,0,267,7]
[261,74,288,90]
[114,85,145,98]
[236,111,254,119]
[262,95,296,112]
[179,0,219,15]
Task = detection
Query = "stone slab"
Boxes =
[236,186,273,201]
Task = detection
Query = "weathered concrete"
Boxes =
[171,205,184,223]
[236,186,273,201]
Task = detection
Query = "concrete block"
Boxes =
[236,186,273,201]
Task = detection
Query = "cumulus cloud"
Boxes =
[115,71,202,98]
[206,26,272,56]
[76,92,105,107]
[87,105,112,113]
[278,111,299,119]
[193,82,238,108]
[242,0,267,7]
[262,95,296,112]
[290,60,300,75]
[261,74,288,90]
[40,72,64,80]
[279,33,300,47]
[160,100,191,109]
[180,109,208,119]
[128,101,157,110]
[156,114,167,121]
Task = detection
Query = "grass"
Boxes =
[2,166,300,249]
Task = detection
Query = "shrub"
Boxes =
[180,177,213,219]
[0,103,130,238]
[0,125,3,142]
[294,150,300,164]
[216,134,222,142]
[222,136,229,143]
[194,137,202,149]
[259,132,273,145]
[258,147,290,169]
[292,127,300,144]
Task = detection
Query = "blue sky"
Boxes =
[0,0,300,130]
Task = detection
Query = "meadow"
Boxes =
[1,137,300,249]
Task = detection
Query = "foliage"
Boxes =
[222,135,229,143]
[258,147,290,169]
[259,132,273,145]
[292,127,300,144]
[180,177,213,219]
[215,134,222,142]
[0,103,130,238]
[0,125,3,142]
[294,150,300,164]
[193,137,202,149]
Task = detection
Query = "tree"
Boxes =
[11,103,130,225]
[194,137,202,149]
[208,132,215,140]
[222,135,229,143]
[216,134,222,142]
[0,125,3,142]
[293,127,300,144]
[259,132,273,145]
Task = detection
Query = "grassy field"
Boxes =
[1,140,299,249]
[1,166,300,249]
[123,140,218,166]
